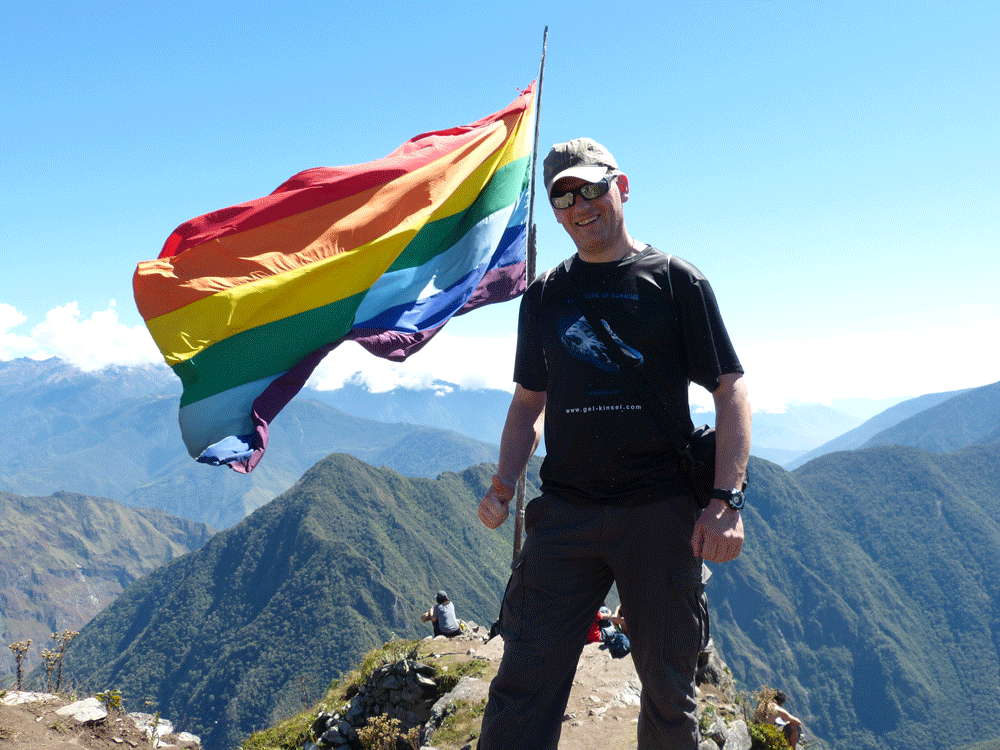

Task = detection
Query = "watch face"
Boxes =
[727,491,745,510]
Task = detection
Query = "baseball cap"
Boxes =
[436,591,448,603]
[599,606,612,618]
[543,138,619,195]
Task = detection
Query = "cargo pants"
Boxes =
[477,491,709,750]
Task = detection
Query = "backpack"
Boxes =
[606,631,631,659]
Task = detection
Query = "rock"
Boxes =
[706,717,729,744]
[1,691,56,706]
[421,675,489,747]
[56,697,107,723]
[697,639,732,691]
[722,718,751,750]
[129,711,175,740]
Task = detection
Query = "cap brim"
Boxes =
[545,165,611,194]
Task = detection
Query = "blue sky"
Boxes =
[2,1,997,414]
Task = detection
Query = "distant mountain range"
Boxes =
[2,357,954,529]
[0,358,502,529]
[789,381,999,469]
[0,490,214,679]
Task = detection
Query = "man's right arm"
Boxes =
[478,384,545,528]
[496,384,546,485]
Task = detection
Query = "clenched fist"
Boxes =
[478,474,514,528]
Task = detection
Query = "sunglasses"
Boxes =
[549,172,619,209]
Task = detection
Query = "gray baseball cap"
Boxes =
[543,138,619,195]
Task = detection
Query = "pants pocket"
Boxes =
[666,565,707,656]
[498,556,525,641]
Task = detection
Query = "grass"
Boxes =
[433,657,489,699]
[239,712,314,750]
[427,698,487,749]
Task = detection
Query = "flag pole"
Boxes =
[513,25,548,564]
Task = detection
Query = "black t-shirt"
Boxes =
[514,246,743,505]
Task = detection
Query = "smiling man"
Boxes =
[476,138,751,749]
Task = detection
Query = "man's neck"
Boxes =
[576,235,642,264]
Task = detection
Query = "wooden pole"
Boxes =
[513,26,548,564]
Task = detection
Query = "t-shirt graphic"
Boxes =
[558,310,644,373]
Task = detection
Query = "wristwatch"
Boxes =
[710,488,745,511]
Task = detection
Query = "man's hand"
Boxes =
[478,475,514,529]
[691,498,744,563]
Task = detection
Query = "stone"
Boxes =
[415,673,438,694]
[722,719,751,750]
[1,691,56,706]
[421,676,489,747]
[706,717,729,744]
[56,697,107,723]
[616,691,640,706]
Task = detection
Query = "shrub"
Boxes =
[749,721,790,750]
[357,714,401,750]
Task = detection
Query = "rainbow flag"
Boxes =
[134,83,535,473]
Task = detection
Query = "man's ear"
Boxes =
[617,173,630,203]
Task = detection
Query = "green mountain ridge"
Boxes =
[862,379,1000,452]
[710,443,1000,750]
[56,454,543,750]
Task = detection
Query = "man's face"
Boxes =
[551,172,629,254]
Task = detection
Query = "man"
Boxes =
[476,138,751,749]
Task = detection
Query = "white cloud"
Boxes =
[0,301,162,370]
[5,299,996,416]
[0,303,43,360]
[308,332,519,394]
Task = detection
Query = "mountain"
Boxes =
[786,387,972,469]
[315,384,871,467]
[743,404,863,466]
[0,358,502,528]
[5,357,923,525]
[0,490,214,681]
[862,379,1000,452]
[57,453,542,750]
[304,381,514,446]
[709,443,1000,750]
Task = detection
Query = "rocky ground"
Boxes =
[0,691,201,750]
[0,632,753,750]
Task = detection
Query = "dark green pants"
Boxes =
[478,492,708,750]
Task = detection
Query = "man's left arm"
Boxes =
[691,372,751,563]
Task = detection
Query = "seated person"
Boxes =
[421,591,462,637]
[611,604,626,632]
[596,606,618,643]
[767,691,802,749]
[585,608,603,644]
